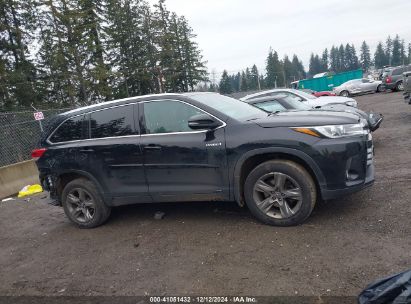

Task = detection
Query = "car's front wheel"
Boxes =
[340,90,350,97]
[244,160,316,226]
[376,84,384,92]
[62,178,111,228]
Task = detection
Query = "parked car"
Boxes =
[382,65,411,91]
[301,89,336,97]
[404,71,411,104]
[240,88,358,108]
[33,93,374,228]
[244,94,383,132]
[333,79,385,97]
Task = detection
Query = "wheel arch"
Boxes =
[55,170,112,205]
[232,148,326,207]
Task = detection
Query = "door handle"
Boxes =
[144,145,162,150]
[79,148,95,153]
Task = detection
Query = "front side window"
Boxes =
[143,100,204,134]
[89,105,135,139]
[50,115,85,143]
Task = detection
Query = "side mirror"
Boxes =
[188,114,222,130]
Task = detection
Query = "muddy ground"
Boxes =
[1,92,411,297]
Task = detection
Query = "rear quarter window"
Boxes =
[49,115,85,143]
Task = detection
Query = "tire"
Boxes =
[376,84,384,93]
[61,178,111,228]
[340,90,349,97]
[244,160,316,226]
[395,81,404,91]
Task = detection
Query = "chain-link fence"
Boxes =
[0,108,71,167]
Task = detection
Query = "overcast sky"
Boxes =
[148,0,411,77]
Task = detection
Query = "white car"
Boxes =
[240,88,358,108]
[333,79,384,97]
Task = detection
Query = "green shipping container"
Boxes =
[297,69,363,92]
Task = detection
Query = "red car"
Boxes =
[301,89,336,97]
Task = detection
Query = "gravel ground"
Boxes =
[1,91,411,297]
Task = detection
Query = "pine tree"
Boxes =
[283,55,294,85]
[291,55,305,79]
[360,41,372,72]
[219,70,232,94]
[329,46,338,72]
[321,48,329,71]
[308,53,322,75]
[249,65,259,90]
[0,0,40,109]
[391,35,402,66]
[374,42,388,68]
[240,71,248,91]
[338,44,345,72]
[385,36,393,65]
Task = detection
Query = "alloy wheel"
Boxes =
[66,188,96,223]
[253,172,303,219]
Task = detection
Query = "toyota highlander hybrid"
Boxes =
[32,93,374,228]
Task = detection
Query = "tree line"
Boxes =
[0,0,207,111]
[219,34,411,94]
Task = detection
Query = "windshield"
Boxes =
[296,90,317,100]
[282,96,312,110]
[190,93,266,120]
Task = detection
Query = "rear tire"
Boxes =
[62,178,111,228]
[340,90,350,97]
[395,81,404,91]
[244,160,317,226]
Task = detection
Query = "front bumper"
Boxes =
[311,133,375,200]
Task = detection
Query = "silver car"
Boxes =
[333,79,385,97]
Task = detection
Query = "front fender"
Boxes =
[232,147,327,205]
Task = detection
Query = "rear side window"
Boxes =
[49,115,85,143]
[392,67,404,76]
[89,105,136,139]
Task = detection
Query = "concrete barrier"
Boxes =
[0,160,39,199]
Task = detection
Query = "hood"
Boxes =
[313,96,355,103]
[253,110,360,128]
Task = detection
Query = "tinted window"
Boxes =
[190,94,265,120]
[50,115,85,143]
[254,100,287,112]
[90,105,135,139]
[143,100,204,134]
[392,67,405,76]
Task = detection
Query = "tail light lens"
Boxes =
[386,76,392,83]
[31,148,47,160]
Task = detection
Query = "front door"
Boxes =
[139,99,229,202]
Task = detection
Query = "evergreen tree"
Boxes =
[283,55,294,85]
[240,71,248,91]
[291,55,306,79]
[329,46,338,72]
[308,53,322,75]
[249,65,259,90]
[360,41,372,72]
[321,48,329,71]
[337,44,345,72]
[219,70,232,94]
[391,35,402,66]
[374,42,388,68]
[385,35,393,65]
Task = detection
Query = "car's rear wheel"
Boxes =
[244,160,316,226]
[62,178,111,228]
[340,90,350,97]
[396,81,404,91]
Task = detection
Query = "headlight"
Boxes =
[345,100,357,107]
[292,123,367,138]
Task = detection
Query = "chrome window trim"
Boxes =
[46,98,226,145]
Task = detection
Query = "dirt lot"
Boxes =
[1,92,411,297]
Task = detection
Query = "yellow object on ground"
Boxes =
[17,184,43,198]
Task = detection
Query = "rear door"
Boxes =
[139,99,229,202]
[77,103,150,204]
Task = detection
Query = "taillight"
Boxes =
[31,148,47,160]
[386,76,392,83]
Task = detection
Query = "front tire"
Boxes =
[62,178,111,228]
[340,90,350,97]
[244,160,317,226]
[376,84,384,93]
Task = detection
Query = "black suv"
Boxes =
[33,93,374,228]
